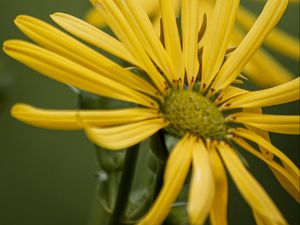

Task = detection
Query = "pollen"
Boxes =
[162,89,227,140]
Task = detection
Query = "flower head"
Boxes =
[3,0,299,224]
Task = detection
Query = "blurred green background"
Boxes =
[0,1,299,225]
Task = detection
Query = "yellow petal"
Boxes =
[236,6,299,60]
[238,128,299,182]
[11,103,161,130]
[117,0,176,82]
[51,13,137,65]
[11,104,81,130]
[233,137,300,203]
[241,107,300,202]
[222,77,300,109]
[271,168,300,204]
[212,0,288,93]
[160,0,184,82]
[197,0,214,48]
[216,86,248,105]
[15,15,157,98]
[241,107,274,159]
[188,139,215,225]
[208,144,228,225]
[253,211,276,225]
[91,0,167,93]
[3,40,157,108]
[256,0,299,3]
[181,0,200,86]
[138,135,194,225]
[201,0,239,90]
[227,113,300,134]
[217,143,287,224]
[86,0,161,27]
[85,8,106,27]
[233,128,300,184]
[85,118,168,150]
[231,28,294,86]
[243,55,294,87]
[138,0,160,16]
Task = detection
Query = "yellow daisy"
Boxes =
[3,0,299,225]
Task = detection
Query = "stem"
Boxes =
[109,144,140,225]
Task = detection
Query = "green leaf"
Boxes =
[122,132,169,222]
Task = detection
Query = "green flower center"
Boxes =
[162,89,227,140]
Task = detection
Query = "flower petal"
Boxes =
[241,107,300,202]
[181,0,200,86]
[231,28,294,86]
[116,0,176,83]
[216,86,248,105]
[3,40,157,108]
[85,118,168,150]
[11,103,161,130]
[222,77,300,109]
[14,15,158,98]
[51,13,137,65]
[208,144,228,225]
[198,0,214,47]
[160,0,184,82]
[188,139,215,225]
[85,8,106,27]
[138,135,194,225]
[253,211,275,225]
[233,137,300,203]
[201,0,239,90]
[11,104,81,130]
[233,128,300,186]
[91,0,167,93]
[212,0,288,93]
[243,51,294,86]
[218,143,287,224]
[86,0,161,27]
[236,6,299,60]
[138,0,160,16]
[228,113,300,134]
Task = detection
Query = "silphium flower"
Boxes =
[3,0,299,224]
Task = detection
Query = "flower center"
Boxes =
[162,89,227,140]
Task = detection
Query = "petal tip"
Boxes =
[11,103,32,119]
[14,15,31,25]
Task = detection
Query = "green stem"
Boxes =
[109,144,140,225]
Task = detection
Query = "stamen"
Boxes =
[162,89,227,140]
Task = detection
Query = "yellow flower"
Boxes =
[3,0,299,224]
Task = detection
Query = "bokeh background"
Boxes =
[0,1,299,225]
